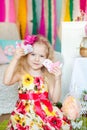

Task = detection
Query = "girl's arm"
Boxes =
[48,66,62,103]
[3,48,25,85]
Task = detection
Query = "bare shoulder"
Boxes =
[15,71,26,81]
[10,72,22,85]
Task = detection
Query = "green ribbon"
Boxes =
[69,0,73,21]
[47,0,52,44]
[32,0,38,34]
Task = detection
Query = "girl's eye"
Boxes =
[31,53,35,56]
[40,55,44,58]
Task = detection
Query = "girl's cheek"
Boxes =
[41,58,46,63]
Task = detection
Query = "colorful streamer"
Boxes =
[32,0,38,34]
[14,0,19,22]
[73,0,81,20]
[5,0,16,23]
[44,0,48,37]
[5,0,9,22]
[80,0,86,12]
[39,0,58,47]
[39,0,46,36]
[0,0,5,22]
[61,0,67,21]
[9,0,16,22]
[51,0,57,48]
[84,0,87,20]
[64,0,71,21]
[27,0,33,35]
[69,0,73,21]
[18,0,27,39]
[48,0,52,44]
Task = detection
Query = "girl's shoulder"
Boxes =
[18,72,32,85]
[17,71,27,81]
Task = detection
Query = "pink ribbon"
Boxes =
[19,92,53,120]
[24,35,38,45]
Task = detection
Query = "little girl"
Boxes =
[4,35,71,130]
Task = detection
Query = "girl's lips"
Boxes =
[34,63,39,65]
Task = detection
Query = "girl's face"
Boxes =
[27,43,48,70]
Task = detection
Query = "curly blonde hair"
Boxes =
[16,34,54,75]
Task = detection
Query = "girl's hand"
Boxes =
[14,48,25,60]
[50,66,62,80]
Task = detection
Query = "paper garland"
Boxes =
[47,0,52,44]
[64,0,71,21]
[9,0,16,22]
[69,0,73,21]
[39,0,58,47]
[51,0,57,48]
[27,0,33,35]
[73,0,81,20]
[32,0,38,34]
[63,0,87,21]
[39,0,46,36]
[80,0,86,12]
[0,0,5,22]
[18,0,27,39]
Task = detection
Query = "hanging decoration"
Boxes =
[0,0,5,22]
[27,0,33,35]
[14,0,19,23]
[62,0,87,21]
[73,0,81,21]
[39,0,46,36]
[69,0,73,21]
[64,0,71,21]
[39,0,48,38]
[39,0,58,48]
[4,0,16,23]
[84,0,87,20]
[5,0,9,22]
[80,0,86,12]
[47,0,52,44]
[44,0,48,37]
[51,0,57,48]
[61,0,67,21]
[18,0,27,39]
[32,0,38,34]
[8,0,16,22]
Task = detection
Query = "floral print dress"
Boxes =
[7,74,71,130]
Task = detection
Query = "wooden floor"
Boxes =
[0,114,10,122]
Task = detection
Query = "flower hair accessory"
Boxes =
[16,41,33,55]
[24,35,38,45]
[16,35,38,55]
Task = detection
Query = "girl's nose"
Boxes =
[35,55,39,61]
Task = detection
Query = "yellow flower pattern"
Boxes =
[43,106,56,116]
[22,74,34,86]
[7,73,71,130]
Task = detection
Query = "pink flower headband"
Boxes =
[16,35,38,55]
[24,35,38,45]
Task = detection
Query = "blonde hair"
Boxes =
[16,35,54,76]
